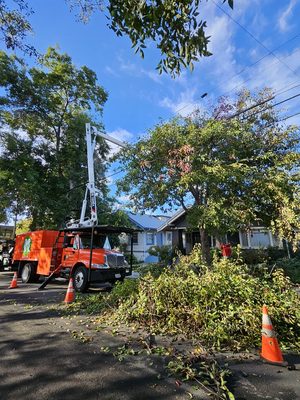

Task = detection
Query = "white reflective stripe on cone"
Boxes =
[262,327,276,338]
[262,313,273,327]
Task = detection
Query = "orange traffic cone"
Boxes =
[9,272,18,289]
[260,305,284,364]
[64,278,75,304]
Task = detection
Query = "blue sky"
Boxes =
[7,1,300,135]
[2,0,300,208]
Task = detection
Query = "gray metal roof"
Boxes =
[157,208,186,231]
[127,212,170,230]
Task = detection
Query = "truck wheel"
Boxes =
[21,263,36,283]
[73,266,88,293]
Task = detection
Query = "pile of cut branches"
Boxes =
[115,247,300,351]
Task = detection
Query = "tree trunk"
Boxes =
[199,228,211,265]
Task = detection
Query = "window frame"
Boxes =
[132,232,138,245]
[146,232,155,245]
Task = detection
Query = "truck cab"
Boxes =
[60,229,131,291]
[12,225,136,292]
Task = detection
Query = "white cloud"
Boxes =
[105,66,120,78]
[106,128,134,157]
[114,195,131,210]
[159,89,206,117]
[278,0,297,32]
[117,55,163,83]
[205,14,244,93]
[246,47,300,92]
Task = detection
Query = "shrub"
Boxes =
[133,263,166,278]
[239,247,287,265]
[275,257,300,284]
[148,245,172,264]
[124,252,140,265]
[116,247,300,351]
[69,279,139,315]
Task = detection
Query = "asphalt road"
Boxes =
[0,272,299,400]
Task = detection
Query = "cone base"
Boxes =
[260,356,287,366]
[261,336,284,364]
[9,284,18,289]
[9,274,18,289]
[64,298,75,304]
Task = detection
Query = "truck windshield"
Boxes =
[79,235,107,249]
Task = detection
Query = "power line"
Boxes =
[280,110,300,123]
[223,34,300,85]
[174,1,300,118]
[212,0,300,78]
[174,36,300,118]
[221,47,300,98]
[238,93,300,121]
[108,109,300,184]
[102,168,124,181]
[227,94,275,120]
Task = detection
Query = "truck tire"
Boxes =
[21,263,36,283]
[73,266,88,293]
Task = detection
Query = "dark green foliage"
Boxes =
[124,252,139,266]
[68,0,234,76]
[236,247,299,283]
[275,258,300,284]
[134,263,166,278]
[0,48,109,229]
[240,247,286,265]
[117,90,300,262]
[148,245,172,264]
[0,0,36,55]
[1,0,235,76]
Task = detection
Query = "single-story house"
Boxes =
[157,208,283,255]
[126,212,172,262]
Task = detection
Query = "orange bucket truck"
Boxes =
[12,226,136,292]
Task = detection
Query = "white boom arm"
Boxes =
[66,123,126,229]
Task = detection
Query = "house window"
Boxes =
[132,232,138,244]
[250,230,271,248]
[166,232,172,243]
[146,232,154,245]
[272,234,282,247]
[240,231,250,248]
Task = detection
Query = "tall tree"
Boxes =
[0,0,35,55]
[0,48,109,229]
[0,0,234,76]
[116,90,300,263]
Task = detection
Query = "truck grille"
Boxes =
[106,254,125,268]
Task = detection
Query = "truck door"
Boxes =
[62,235,79,267]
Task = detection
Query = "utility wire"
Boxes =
[221,47,300,98]
[212,0,300,78]
[279,110,300,123]
[103,108,300,186]
[222,34,300,86]
[173,37,300,118]
[238,93,300,121]
[227,94,275,120]
[174,1,300,118]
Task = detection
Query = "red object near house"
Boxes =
[221,243,232,257]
